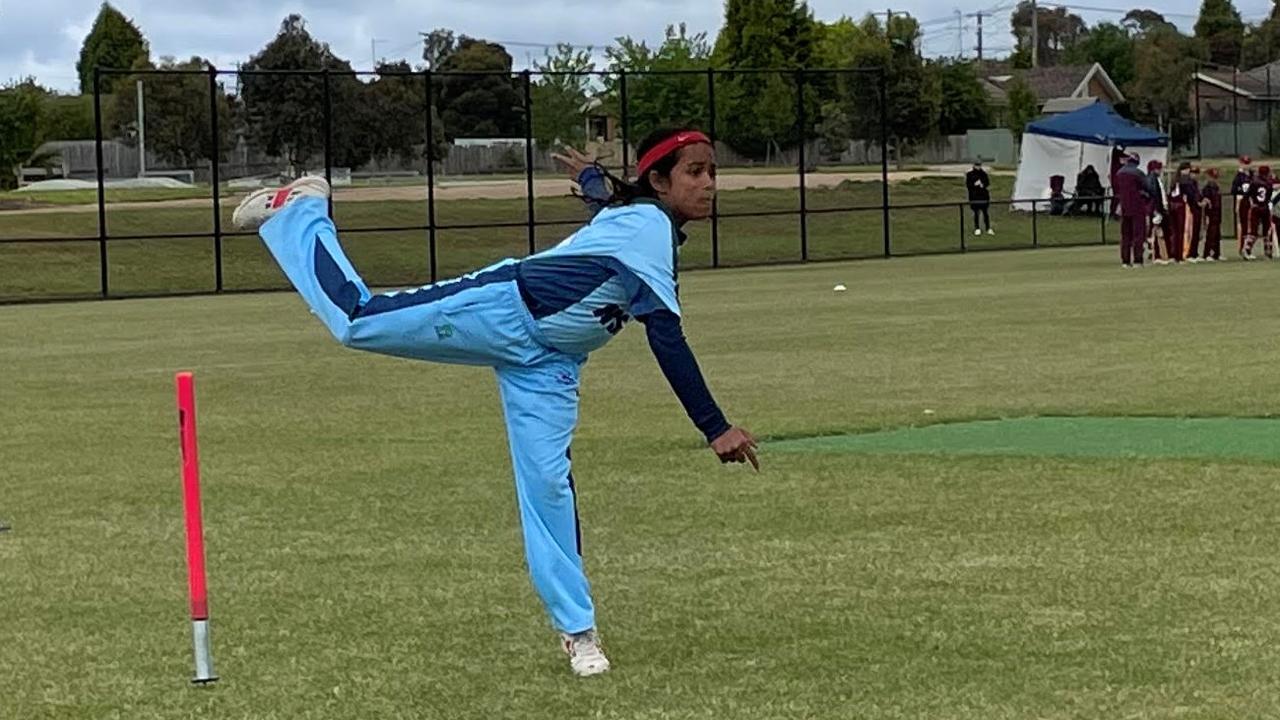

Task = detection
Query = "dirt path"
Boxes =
[0,167,1013,216]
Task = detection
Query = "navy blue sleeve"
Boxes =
[577,166,610,218]
[637,309,731,443]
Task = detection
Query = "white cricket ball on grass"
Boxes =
[833,284,848,292]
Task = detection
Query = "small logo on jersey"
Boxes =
[434,324,455,340]
[592,304,629,335]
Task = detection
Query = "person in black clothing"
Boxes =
[966,159,993,235]
[1073,165,1104,216]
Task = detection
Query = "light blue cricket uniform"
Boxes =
[259,191,707,634]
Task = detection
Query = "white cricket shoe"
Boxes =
[232,177,331,230]
[987,228,995,236]
[561,629,610,677]
[974,228,982,236]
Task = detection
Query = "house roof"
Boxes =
[1244,59,1280,83]
[984,63,1125,106]
[1195,68,1272,98]
[1042,96,1099,114]
[1193,60,1280,100]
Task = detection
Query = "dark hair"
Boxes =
[593,127,702,206]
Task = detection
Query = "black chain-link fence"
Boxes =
[0,66,1117,303]
[1189,61,1278,160]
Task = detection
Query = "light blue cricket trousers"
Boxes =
[260,197,595,634]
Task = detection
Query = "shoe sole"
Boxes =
[572,660,611,677]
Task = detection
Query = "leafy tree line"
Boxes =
[8,0,1276,186]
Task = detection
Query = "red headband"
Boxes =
[635,131,712,180]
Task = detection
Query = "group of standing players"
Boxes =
[1115,154,1280,268]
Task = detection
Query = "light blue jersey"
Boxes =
[516,200,684,356]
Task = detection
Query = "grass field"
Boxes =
[0,176,1119,302]
[5,245,1280,719]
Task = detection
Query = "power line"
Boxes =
[918,14,961,27]
[1036,2,1198,19]
[491,39,600,50]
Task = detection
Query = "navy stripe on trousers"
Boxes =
[315,239,518,320]
[566,448,581,556]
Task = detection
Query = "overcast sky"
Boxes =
[1,0,1275,93]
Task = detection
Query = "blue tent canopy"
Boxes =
[1025,102,1168,148]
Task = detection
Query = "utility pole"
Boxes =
[957,10,963,58]
[1031,0,1039,68]
[976,12,984,61]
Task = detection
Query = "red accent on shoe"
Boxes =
[270,187,292,209]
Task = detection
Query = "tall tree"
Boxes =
[1011,1,1087,66]
[76,3,151,94]
[421,28,456,70]
[821,14,939,166]
[1006,75,1039,142]
[933,60,992,136]
[603,24,713,145]
[1241,1,1280,67]
[712,0,819,157]
[435,38,523,139]
[106,57,233,169]
[1123,10,1175,37]
[530,44,595,147]
[811,16,879,154]
[239,15,370,174]
[363,60,447,167]
[1063,22,1137,89]
[1195,0,1245,68]
[0,80,45,189]
[883,15,940,164]
[38,95,94,142]
[1129,23,1202,131]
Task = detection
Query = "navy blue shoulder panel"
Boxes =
[517,255,644,319]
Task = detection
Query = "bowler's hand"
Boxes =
[711,426,760,471]
[551,146,596,181]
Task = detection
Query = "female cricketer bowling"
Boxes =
[233,128,758,677]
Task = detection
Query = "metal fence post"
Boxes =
[959,203,966,252]
[322,68,334,217]
[796,69,808,262]
[93,67,109,298]
[619,70,630,176]
[425,69,438,283]
[1232,67,1239,158]
[707,67,719,268]
[1100,196,1107,244]
[1194,63,1202,160]
[1032,199,1039,248]
[1269,65,1274,155]
[207,65,223,292]
[522,70,536,256]
[879,68,891,258]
